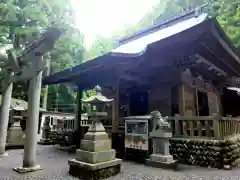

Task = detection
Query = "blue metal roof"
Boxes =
[43,9,210,87]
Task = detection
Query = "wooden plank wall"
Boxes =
[148,84,171,116]
[179,83,196,116]
[207,90,222,116]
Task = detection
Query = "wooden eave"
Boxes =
[43,12,240,91]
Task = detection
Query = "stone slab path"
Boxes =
[0,145,240,179]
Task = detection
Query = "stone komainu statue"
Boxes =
[150,111,170,131]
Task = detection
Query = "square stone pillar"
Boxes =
[146,113,177,169]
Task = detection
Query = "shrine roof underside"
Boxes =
[43,8,240,90]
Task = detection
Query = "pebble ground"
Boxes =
[0,145,240,179]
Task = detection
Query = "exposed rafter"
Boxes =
[195,54,227,76]
[181,69,215,92]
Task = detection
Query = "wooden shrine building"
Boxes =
[43,8,240,142]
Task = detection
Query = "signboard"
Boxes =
[125,119,149,151]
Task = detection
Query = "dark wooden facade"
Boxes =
[43,9,240,137]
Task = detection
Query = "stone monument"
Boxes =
[38,116,52,145]
[68,85,122,180]
[146,111,177,169]
[6,120,25,148]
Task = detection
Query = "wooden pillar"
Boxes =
[112,83,119,133]
[207,88,222,116]
[179,83,196,116]
[75,90,82,130]
[178,84,185,116]
[111,82,121,153]
[195,89,199,116]
[74,89,82,149]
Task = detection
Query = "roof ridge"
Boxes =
[116,4,207,47]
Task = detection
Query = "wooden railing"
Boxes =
[80,120,92,127]
[50,119,91,133]
[46,114,240,140]
[167,115,215,139]
[218,117,240,139]
[168,115,240,139]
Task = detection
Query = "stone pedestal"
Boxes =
[6,121,25,148]
[38,138,52,145]
[146,129,177,169]
[68,113,122,180]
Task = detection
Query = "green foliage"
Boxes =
[146,0,240,47]
[214,2,240,47]
[0,0,85,112]
[86,0,240,63]
[86,36,115,60]
[85,0,206,61]
[138,0,205,26]
[51,28,85,73]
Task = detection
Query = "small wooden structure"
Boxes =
[39,111,89,146]
[124,116,150,151]
[43,8,240,168]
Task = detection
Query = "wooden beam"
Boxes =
[195,54,227,76]
[120,73,148,85]
[181,72,215,92]
[190,66,224,84]
[226,77,240,87]
[212,27,240,65]
[114,63,149,85]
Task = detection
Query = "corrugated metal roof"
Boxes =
[112,13,208,54]
[43,9,211,86]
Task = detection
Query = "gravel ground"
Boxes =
[0,145,240,180]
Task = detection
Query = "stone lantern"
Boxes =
[38,116,52,145]
[68,85,122,180]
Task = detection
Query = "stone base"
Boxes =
[145,159,178,169]
[0,152,8,157]
[13,165,42,173]
[54,144,76,153]
[146,154,178,169]
[38,139,53,145]
[68,158,122,180]
[76,149,116,164]
[150,154,174,162]
[6,143,24,149]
